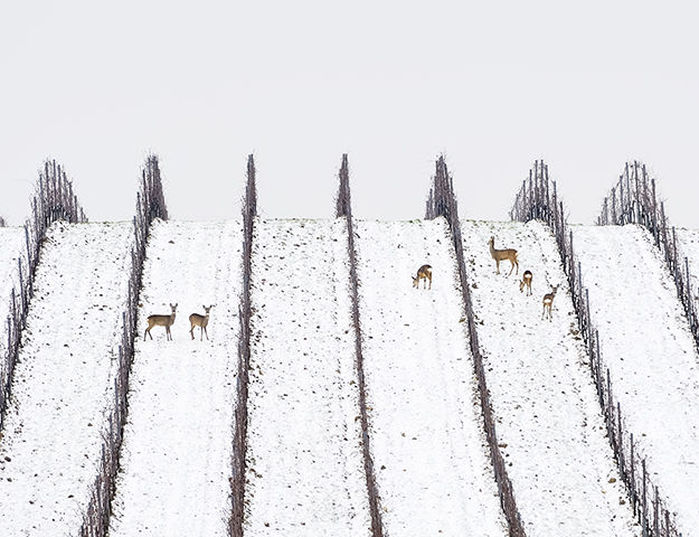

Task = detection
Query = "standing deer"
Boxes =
[520,270,533,295]
[412,264,432,289]
[541,285,559,321]
[189,305,214,341]
[488,236,519,276]
[144,303,178,341]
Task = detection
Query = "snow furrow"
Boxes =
[244,219,370,536]
[573,224,699,534]
[0,221,134,535]
[461,220,639,536]
[355,218,507,537]
[108,220,242,536]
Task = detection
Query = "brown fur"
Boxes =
[412,264,432,289]
[541,285,559,321]
[189,305,213,341]
[144,303,177,341]
[520,270,533,295]
[489,236,519,276]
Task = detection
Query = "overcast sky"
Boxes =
[1,1,697,227]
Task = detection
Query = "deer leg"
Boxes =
[204,326,209,340]
[495,260,500,274]
[190,325,195,340]
[144,328,149,341]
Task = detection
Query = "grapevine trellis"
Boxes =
[336,153,385,537]
[1,160,87,432]
[598,161,699,352]
[229,154,256,537]
[427,156,526,537]
[80,155,168,536]
[511,159,681,537]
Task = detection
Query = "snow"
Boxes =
[460,220,639,536]
[108,220,242,536]
[0,221,134,535]
[572,224,699,535]
[676,227,699,302]
[354,218,508,537]
[244,218,371,535]
[3,215,698,535]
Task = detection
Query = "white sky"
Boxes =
[1,1,698,227]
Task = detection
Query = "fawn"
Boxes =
[541,285,559,321]
[489,236,519,276]
[144,303,178,341]
[189,305,213,341]
[412,264,432,289]
[520,270,533,295]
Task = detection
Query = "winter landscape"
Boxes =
[0,155,696,537]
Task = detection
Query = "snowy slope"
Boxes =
[675,228,699,302]
[0,221,134,535]
[245,219,370,535]
[109,220,241,537]
[354,218,508,536]
[461,220,639,536]
[572,224,699,535]
[0,227,24,360]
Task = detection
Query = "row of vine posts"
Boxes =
[1,161,87,432]
[510,159,681,537]
[80,155,169,536]
[229,154,256,537]
[427,156,526,537]
[335,153,384,537]
[598,161,699,350]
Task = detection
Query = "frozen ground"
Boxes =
[675,227,699,303]
[461,220,639,536]
[354,218,508,536]
[3,215,699,535]
[108,220,242,537]
[572,224,699,535]
[244,219,370,535]
[0,221,134,535]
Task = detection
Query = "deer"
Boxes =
[541,285,559,321]
[189,305,214,341]
[519,270,533,295]
[488,236,519,276]
[144,303,177,341]
[412,264,432,289]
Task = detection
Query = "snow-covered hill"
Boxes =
[244,219,370,535]
[461,220,639,536]
[676,228,699,303]
[108,220,242,536]
[354,218,508,536]
[4,215,699,535]
[572,224,699,534]
[0,221,134,535]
